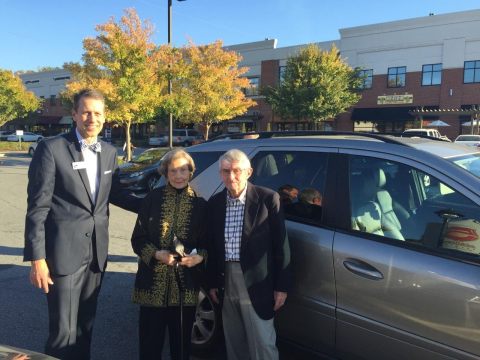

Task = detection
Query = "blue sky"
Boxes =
[1,0,478,72]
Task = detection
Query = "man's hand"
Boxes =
[30,259,53,293]
[274,291,287,311]
[209,288,220,304]
[155,250,177,266]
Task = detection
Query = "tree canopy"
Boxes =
[264,44,361,127]
[176,40,256,140]
[0,69,40,127]
[61,8,166,160]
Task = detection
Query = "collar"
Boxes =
[227,183,247,205]
[75,128,98,145]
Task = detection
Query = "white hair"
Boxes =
[218,149,251,170]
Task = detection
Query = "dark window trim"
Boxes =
[421,63,442,86]
[464,60,480,84]
[387,66,406,88]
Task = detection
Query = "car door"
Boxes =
[248,146,338,355]
[334,151,480,360]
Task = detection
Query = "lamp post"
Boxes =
[167,0,187,149]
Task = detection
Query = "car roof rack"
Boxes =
[208,130,418,146]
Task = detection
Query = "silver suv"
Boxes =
[184,133,480,359]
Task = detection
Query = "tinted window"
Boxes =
[250,150,328,225]
[189,151,223,180]
[348,155,480,257]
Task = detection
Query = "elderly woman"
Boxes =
[131,148,207,360]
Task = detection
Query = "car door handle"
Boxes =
[343,259,384,280]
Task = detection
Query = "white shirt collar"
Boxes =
[75,128,97,144]
[227,183,248,205]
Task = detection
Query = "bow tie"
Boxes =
[80,140,102,153]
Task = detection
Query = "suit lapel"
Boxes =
[242,183,259,246]
[65,131,94,208]
[95,143,110,207]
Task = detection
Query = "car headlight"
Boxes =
[129,171,145,178]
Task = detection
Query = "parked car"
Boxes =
[176,132,480,359]
[402,128,451,141]
[7,132,43,142]
[454,134,480,147]
[0,131,14,141]
[117,148,168,193]
[148,132,168,147]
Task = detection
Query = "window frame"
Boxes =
[421,63,442,86]
[387,66,406,88]
[464,60,480,84]
[358,69,373,89]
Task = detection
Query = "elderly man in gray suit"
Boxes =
[207,149,291,360]
[24,89,140,360]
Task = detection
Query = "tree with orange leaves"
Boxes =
[176,40,255,140]
[61,8,166,161]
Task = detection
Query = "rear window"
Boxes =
[456,135,480,141]
[189,151,223,179]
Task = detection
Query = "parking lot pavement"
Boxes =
[0,152,315,360]
[0,153,218,360]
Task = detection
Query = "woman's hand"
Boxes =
[179,254,203,268]
[155,250,178,266]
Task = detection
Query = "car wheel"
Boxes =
[191,288,221,352]
[28,147,35,157]
[146,175,159,191]
[183,141,191,147]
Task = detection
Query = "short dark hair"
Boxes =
[73,89,105,111]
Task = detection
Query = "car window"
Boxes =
[173,130,184,137]
[250,150,328,226]
[189,151,224,180]
[348,155,480,257]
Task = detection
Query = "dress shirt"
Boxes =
[224,185,247,261]
[75,129,99,204]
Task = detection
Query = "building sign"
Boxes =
[377,94,413,105]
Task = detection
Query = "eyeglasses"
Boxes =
[220,168,246,176]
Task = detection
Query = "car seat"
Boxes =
[375,169,405,240]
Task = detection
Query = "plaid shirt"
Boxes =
[224,186,247,261]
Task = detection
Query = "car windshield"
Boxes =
[131,149,166,164]
[448,153,480,177]
[456,135,480,141]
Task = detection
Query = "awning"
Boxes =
[37,116,62,125]
[351,107,416,122]
[59,116,73,125]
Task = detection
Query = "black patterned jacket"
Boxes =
[131,184,207,307]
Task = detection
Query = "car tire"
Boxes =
[146,175,159,191]
[183,141,191,147]
[191,288,222,353]
[28,147,35,157]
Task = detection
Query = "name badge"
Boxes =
[72,161,87,170]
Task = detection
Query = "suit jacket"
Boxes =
[24,130,140,275]
[207,183,291,320]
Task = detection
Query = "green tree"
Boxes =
[61,8,166,161]
[176,40,256,140]
[264,44,361,128]
[0,69,40,127]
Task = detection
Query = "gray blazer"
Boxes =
[24,130,140,275]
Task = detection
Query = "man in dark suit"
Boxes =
[207,149,291,360]
[24,89,140,360]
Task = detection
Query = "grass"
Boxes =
[0,141,31,152]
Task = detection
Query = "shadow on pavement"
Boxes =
[107,254,138,263]
[0,245,24,256]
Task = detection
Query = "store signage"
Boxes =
[377,94,413,105]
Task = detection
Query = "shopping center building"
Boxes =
[227,9,480,139]
[11,9,480,139]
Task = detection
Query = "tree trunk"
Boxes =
[125,121,132,162]
[204,123,211,140]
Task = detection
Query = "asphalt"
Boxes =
[0,150,313,360]
[0,151,200,360]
